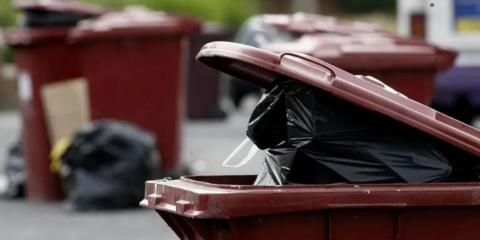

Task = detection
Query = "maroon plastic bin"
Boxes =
[70,11,200,173]
[187,23,231,119]
[260,13,429,48]
[142,42,480,240]
[4,1,104,201]
[261,12,385,36]
[143,175,480,240]
[265,35,457,104]
[13,0,106,17]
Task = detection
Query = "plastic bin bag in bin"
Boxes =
[197,42,480,186]
[249,79,451,185]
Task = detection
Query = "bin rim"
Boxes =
[196,41,480,157]
[14,0,107,17]
[178,175,480,190]
[141,175,480,218]
[69,11,201,44]
[4,27,71,47]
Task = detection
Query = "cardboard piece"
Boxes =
[41,78,90,145]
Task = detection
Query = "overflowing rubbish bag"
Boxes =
[248,79,453,185]
[2,141,26,198]
[60,120,159,210]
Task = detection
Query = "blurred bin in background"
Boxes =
[70,10,200,175]
[187,23,231,119]
[228,13,396,107]
[4,0,105,201]
[230,12,456,106]
[15,0,106,27]
[229,15,296,107]
[258,13,457,104]
[261,12,385,36]
[266,35,457,104]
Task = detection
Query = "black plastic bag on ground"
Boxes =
[61,120,159,210]
[2,141,25,198]
[250,79,452,185]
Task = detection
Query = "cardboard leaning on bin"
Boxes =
[141,42,480,240]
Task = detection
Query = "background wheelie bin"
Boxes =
[186,23,231,119]
[265,35,457,104]
[70,10,200,175]
[229,13,434,107]
[141,42,480,240]
[228,15,296,108]
[260,12,385,36]
[4,0,105,201]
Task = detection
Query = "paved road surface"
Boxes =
[0,105,264,240]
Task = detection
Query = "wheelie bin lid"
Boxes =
[196,41,480,157]
[14,0,107,17]
[69,10,201,43]
[4,27,71,47]
[261,12,385,36]
[264,35,457,71]
[6,0,107,47]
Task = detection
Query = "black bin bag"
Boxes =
[61,120,159,210]
[248,79,452,185]
[21,9,92,28]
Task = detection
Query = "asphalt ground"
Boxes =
[0,101,264,240]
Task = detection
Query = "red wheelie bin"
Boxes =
[141,42,480,240]
[4,0,104,201]
[261,12,384,36]
[265,35,457,104]
[187,23,231,119]
[70,10,200,175]
[257,12,436,49]
[229,13,437,108]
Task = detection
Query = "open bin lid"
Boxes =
[69,10,201,43]
[197,41,480,157]
[14,0,107,17]
[264,35,457,71]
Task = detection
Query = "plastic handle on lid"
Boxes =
[280,52,336,80]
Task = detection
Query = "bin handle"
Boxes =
[280,52,336,80]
